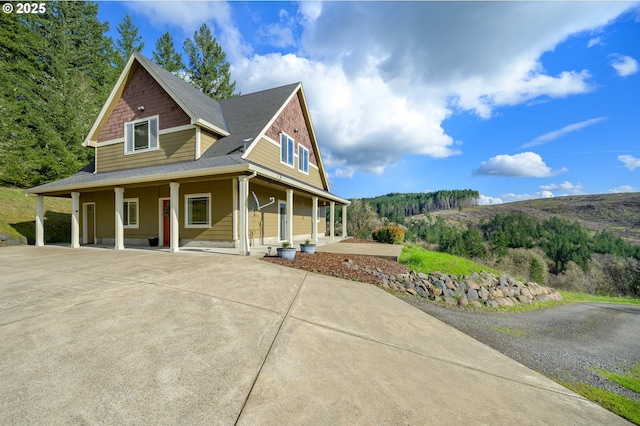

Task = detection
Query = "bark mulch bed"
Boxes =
[261,251,409,286]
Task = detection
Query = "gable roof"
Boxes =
[203,83,301,158]
[84,52,230,147]
[33,53,335,196]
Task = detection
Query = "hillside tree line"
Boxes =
[335,192,640,298]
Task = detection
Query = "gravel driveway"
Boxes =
[404,298,640,402]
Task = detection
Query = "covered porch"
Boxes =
[30,164,349,256]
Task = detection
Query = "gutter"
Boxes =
[28,162,350,206]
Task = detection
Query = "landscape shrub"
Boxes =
[372,226,405,244]
[491,248,548,285]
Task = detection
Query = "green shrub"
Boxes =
[372,225,405,244]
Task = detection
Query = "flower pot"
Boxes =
[148,237,159,247]
[276,247,297,260]
[300,243,317,254]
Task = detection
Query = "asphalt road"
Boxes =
[404,299,640,402]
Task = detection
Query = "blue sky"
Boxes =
[97,1,640,203]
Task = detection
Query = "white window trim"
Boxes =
[123,198,139,229]
[124,115,159,155]
[185,193,211,228]
[280,132,295,168]
[298,144,309,174]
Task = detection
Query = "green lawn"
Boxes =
[562,365,640,425]
[559,291,640,306]
[0,187,71,244]
[399,244,499,276]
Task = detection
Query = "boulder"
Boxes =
[443,296,458,306]
[479,287,490,300]
[467,289,479,300]
[466,280,480,290]
[416,285,428,298]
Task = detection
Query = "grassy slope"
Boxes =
[399,244,499,276]
[426,192,640,245]
[0,187,71,244]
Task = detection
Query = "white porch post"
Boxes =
[311,196,318,243]
[35,195,44,247]
[232,177,239,243]
[342,204,348,237]
[71,192,80,248]
[169,182,180,253]
[114,187,124,250]
[238,176,250,255]
[286,189,294,243]
[330,202,335,239]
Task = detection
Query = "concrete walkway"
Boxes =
[0,246,630,425]
[316,241,403,261]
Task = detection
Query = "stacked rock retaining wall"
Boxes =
[344,259,562,308]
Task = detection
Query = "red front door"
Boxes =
[162,199,171,246]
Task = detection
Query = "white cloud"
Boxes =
[609,185,636,193]
[587,36,602,47]
[473,152,567,178]
[611,55,639,77]
[539,181,584,195]
[520,117,607,149]
[127,1,635,176]
[478,195,504,205]
[127,1,229,34]
[479,190,555,205]
[619,155,640,171]
[234,53,460,173]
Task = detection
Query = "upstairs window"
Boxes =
[298,145,309,174]
[280,133,294,167]
[125,116,158,154]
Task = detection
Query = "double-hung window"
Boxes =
[123,198,138,228]
[280,133,294,167]
[125,116,159,154]
[185,193,211,228]
[298,145,309,174]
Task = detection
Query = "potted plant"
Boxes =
[276,241,297,259]
[300,239,317,254]
[148,237,159,247]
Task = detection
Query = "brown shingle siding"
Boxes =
[265,92,317,166]
[97,67,190,143]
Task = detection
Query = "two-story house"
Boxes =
[28,52,350,255]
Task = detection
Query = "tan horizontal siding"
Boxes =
[246,138,324,189]
[179,181,233,242]
[200,129,218,157]
[247,184,323,241]
[248,185,285,241]
[97,129,196,172]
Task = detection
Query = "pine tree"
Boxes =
[0,1,116,187]
[114,13,144,70]
[184,23,238,100]
[152,32,184,73]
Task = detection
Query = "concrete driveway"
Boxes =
[0,246,630,425]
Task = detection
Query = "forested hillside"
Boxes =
[361,190,479,223]
[339,191,640,298]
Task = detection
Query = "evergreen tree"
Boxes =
[184,23,238,100]
[152,32,184,73]
[0,1,116,187]
[114,13,144,70]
